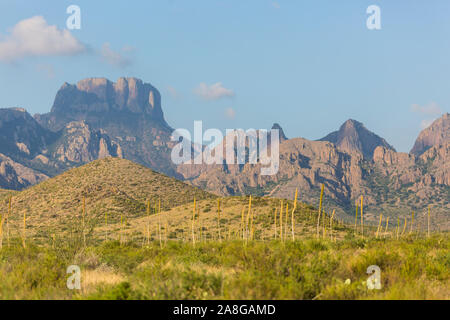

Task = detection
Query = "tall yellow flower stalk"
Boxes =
[82,196,86,247]
[7,196,11,247]
[146,200,150,245]
[192,197,196,245]
[217,199,221,241]
[329,209,336,241]
[360,196,364,237]
[396,217,400,240]
[240,207,245,240]
[354,199,358,234]
[250,201,255,240]
[0,212,3,249]
[165,221,168,244]
[246,196,252,241]
[316,184,324,238]
[285,203,289,242]
[401,217,407,237]
[410,211,415,234]
[291,188,298,241]
[274,207,277,240]
[119,214,123,245]
[105,211,108,241]
[279,200,283,241]
[384,216,389,238]
[22,210,26,249]
[376,214,383,239]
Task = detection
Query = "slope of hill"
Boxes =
[410,113,450,156]
[3,157,214,238]
[319,119,395,159]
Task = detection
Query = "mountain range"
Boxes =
[0,77,448,227]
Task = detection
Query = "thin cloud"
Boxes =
[225,107,236,119]
[36,63,55,79]
[272,2,280,9]
[100,43,132,68]
[194,82,235,101]
[167,86,181,99]
[411,102,442,115]
[0,16,85,63]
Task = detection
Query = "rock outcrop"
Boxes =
[36,77,166,131]
[35,77,178,178]
[410,113,450,156]
[0,108,57,160]
[51,121,123,164]
[319,119,395,159]
[0,153,48,189]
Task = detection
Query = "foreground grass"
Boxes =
[0,235,448,300]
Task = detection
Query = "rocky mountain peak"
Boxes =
[272,123,288,141]
[410,113,450,156]
[319,119,395,159]
[49,77,165,121]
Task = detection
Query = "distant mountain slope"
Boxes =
[410,113,449,156]
[0,153,48,189]
[0,108,57,161]
[319,119,395,159]
[181,132,449,229]
[4,157,214,236]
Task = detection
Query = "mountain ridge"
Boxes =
[0,77,448,228]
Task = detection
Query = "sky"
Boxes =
[0,0,449,152]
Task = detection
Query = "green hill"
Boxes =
[2,157,214,240]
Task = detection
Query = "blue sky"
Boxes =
[0,0,449,152]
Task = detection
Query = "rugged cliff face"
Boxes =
[410,113,449,156]
[49,121,122,165]
[0,108,123,184]
[36,77,166,130]
[35,77,178,177]
[0,153,48,189]
[0,108,58,161]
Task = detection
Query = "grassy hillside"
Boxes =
[1,157,214,241]
[98,196,355,246]
[0,189,15,199]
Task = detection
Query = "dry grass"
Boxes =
[0,157,214,241]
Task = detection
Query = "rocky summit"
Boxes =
[319,119,395,159]
[410,113,450,156]
[34,77,178,177]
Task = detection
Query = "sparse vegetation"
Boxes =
[0,236,447,300]
[0,158,448,300]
